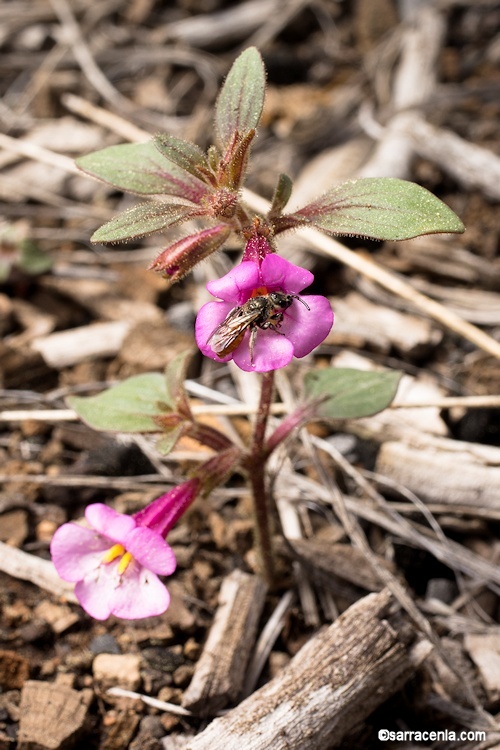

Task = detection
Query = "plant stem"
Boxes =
[248,370,276,586]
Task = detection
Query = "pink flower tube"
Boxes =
[195,254,334,372]
[50,480,199,620]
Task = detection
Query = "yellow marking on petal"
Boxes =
[101,543,125,563]
[117,551,133,575]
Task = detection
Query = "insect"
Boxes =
[207,290,310,364]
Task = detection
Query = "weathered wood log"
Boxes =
[182,569,268,716]
[376,440,500,511]
[185,590,421,750]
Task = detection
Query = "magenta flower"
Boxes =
[195,254,334,372]
[50,480,199,620]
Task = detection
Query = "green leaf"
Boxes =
[215,47,266,151]
[290,178,465,240]
[165,350,193,416]
[77,141,211,202]
[154,134,209,178]
[67,373,172,432]
[269,173,293,216]
[156,424,186,456]
[91,202,201,243]
[19,241,53,275]
[304,368,402,419]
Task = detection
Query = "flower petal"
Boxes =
[50,523,110,582]
[206,261,259,303]
[260,254,314,294]
[280,295,334,357]
[124,526,177,576]
[85,504,136,542]
[195,301,234,361]
[232,328,294,372]
[109,567,170,619]
[74,561,122,620]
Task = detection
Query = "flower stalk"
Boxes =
[246,370,276,585]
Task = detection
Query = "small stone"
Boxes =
[93,654,142,691]
[89,634,121,655]
[17,619,52,644]
[183,638,201,662]
[0,651,30,690]
[172,664,194,688]
[0,510,29,546]
[34,601,80,634]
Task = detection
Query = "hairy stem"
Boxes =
[248,370,276,586]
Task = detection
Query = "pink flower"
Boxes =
[195,254,333,372]
[50,480,199,620]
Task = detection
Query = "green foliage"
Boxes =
[67,373,172,433]
[215,47,266,151]
[285,178,465,240]
[154,135,209,178]
[76,141,210,201]
[304,368,402,419]
[91,202,201,244]
[0,239,52,281]
[269,173,293,217]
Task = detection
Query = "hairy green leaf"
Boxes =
[269,173,293,216]
[165,350,193,416]
[77,141,211,202]
[215,47,266,151]
[290,178,465,240]
[67,373,172,432]
[154,134,209,178]
[91,202,201,243]
[304,368,402,419]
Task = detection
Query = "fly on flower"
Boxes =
[207,290,310,364]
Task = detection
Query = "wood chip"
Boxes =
[464,634,500,700]
[182,569,268,715]
[17,680,92,750]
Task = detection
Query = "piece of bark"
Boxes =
[17,680,92,750]
[284,539,395,593]
[464,634,500,701]
[185,590,420,750]
[182,569,268,716]
[375,440,500,512]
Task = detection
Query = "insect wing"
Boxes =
[207,305,261,356]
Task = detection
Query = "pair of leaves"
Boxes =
[68,360,401,449]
